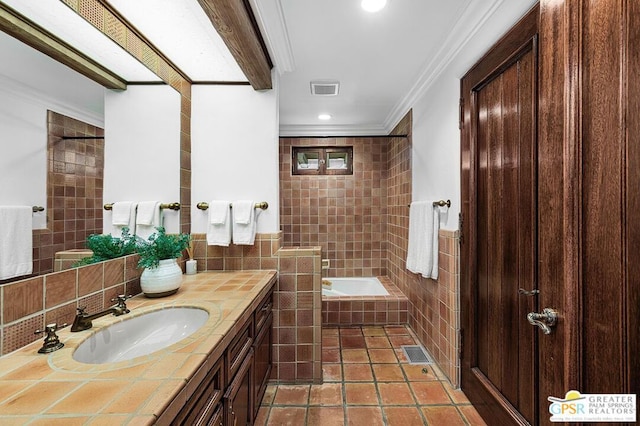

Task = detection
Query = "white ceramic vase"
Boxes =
[140,259,183,297]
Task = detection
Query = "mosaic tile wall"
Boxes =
[28,111,104,277]
[0,254,142,355]
[279,137,388,278]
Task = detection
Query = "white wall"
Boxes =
[0,31,104,230]
[191,76,280,234]
[410,0,537,230]
[103,85,181,234]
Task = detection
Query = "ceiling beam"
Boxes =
[197,0,273,90]
[0,2,127,90]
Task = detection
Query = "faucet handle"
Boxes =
[34,323,67,354]
[76,306,87,315]
[111,295,131,314]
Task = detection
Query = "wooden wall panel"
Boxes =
[580,0,625,393]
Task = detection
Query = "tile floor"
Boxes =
[256,325,487,425]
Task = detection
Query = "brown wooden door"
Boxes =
[461,6,541,425]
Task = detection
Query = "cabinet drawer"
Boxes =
[226,318,253,382]
[174,357,223,426]
[254,290,273,333]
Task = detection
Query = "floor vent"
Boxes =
[401,345,433,364]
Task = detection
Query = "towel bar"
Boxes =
[32,206,44,212]
[407,199,451,208]
[196,201,269,211]
[104,202,181,211]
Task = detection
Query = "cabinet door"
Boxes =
[253,312,272,417]
[224,349,253,426]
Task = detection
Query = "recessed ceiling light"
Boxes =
[361,0,387,13]
[318,114,332,120]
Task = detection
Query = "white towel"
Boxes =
[0,206,33,280]
[136,201,162,240]
[111,201,137,236]
[233,200,254,224]
[232,200,257,245]
[206,200,231,246]
[406,201,440,279]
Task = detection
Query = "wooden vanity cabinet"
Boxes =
[171,357,224,426]
[252,292,273,418]
[161,285,274,426]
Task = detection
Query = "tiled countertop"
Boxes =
[0,270,277,425]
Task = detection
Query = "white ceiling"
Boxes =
[1,0,532,137]
[259,0,472,136]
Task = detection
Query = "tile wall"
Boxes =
[23,111,104,278]
[280,137,388,278]
[385,112,462,386]
[191,232,323,383]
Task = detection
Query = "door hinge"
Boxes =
[459,97,464,129]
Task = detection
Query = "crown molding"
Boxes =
[383,0,505,131]
[279,123,388,137]
[0,74,104,127]
[247,0,295,74]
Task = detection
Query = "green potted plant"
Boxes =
[137,227,191,297]
[74,228,137,266]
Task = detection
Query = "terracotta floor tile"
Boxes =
[384,325,410,335]
[340,327,364,336]
[411,381,452,405]
[342,349,370,363]
[372,364,405,381]
[365,336,392,348]
[322,348,341,363]
[343,363,374,381]
[322,364,342,382]
[344,383,379,405]
[442,381,470,404]
[422,406,467,426]
[430,364,447,380]
[341,335,367,349]
[267,406,307,425]
[0,382,79,415]
[262,385,277,405]
[273,385,310,405]
[309,383,343,405]
[48,381,128,414]
[322,335,340,348]
[323,363,343,382]
[402,364,438,381]
[384,406,426,426]
[368,348,398,363]
[323,327,340,336]
[346,406,384,426]
[378,382,415,405]
[361,326,386,336]
[307,406,345,425]
[254,406,269,426]
[458,405,489,426]
[394,348,410,363]
[388,335,417,347]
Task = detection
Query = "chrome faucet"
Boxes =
[71,295,131,332]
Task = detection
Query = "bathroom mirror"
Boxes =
[0,2,177,279]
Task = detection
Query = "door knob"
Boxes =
[527,308,558,334]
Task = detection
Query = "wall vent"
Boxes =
[310,80,340,96]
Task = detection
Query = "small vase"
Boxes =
[140,259,183,298]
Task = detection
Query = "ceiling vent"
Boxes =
[310,80,340,96]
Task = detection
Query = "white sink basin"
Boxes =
[73,307,209,364]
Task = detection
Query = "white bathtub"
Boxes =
[322,277,389,297]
